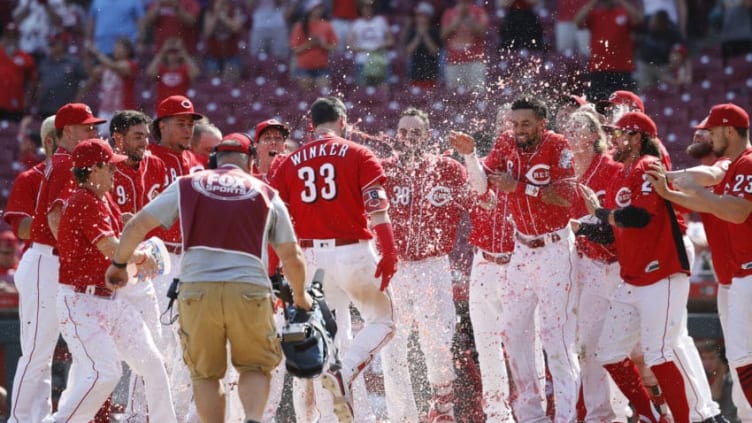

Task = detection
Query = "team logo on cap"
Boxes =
[85,106,93,114]
[192,172,259,201]
[525,164,551,185]
[615,187,632,207]
[427,186,452,207]
[181,99,192,109]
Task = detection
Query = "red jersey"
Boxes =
[468,189,515,254]
[484,130,576,236]
[289,20,338,70]
[583,6,637,73]
[270,134,384,240]
[605,155,689,286]
[441,4,489,63]
[113,154,168,213]
[149,0,201,53]
[572,154,622,262]
[699,158,733,284]
[147,143,204,245]
[4,162,45,236]
[718,148,752,279]
[58,189,123,289]
[381,154,469,261]
[30,148,77,247]
[0,47,36,112]
[157,64,191,105]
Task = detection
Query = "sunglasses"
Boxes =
[609,129,638,137]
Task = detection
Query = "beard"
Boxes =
[686,142,714,160]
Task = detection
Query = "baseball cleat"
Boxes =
[321,369,354,423]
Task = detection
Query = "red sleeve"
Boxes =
[47,166,76,211]
[358,145,386,189]
[81,198,117,245]
[269,160,290,204]
[290,23,304,48]
[326,22,338,45]
[548,135,576,182]
[4,170,37,222]
[731,156,752,201]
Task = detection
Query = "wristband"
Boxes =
[595,208,611,223]
[111,260,127,269]
[516,182,539,197]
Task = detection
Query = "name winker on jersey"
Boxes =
[289,142,350,165]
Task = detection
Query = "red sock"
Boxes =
[604,359,658,423]
[577,384,587,421]
[90,395,111,423]
[651,362,689,423]
[735,363,752,407]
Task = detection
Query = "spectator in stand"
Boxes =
[146,37,200,107]
[202,0,246,84]
[642,0,686,37]
[668,43,692,87]
[289,0,337,90]
[331,0,358,52]
[698,341,739,423]
[556,0,591,57]
[0,23,36,122]
[498,0,545,51]
[141,0,201,55]
[718,0,752,65]
[0,230,20,278]
[574,0,643,101]
[82,37,138,133]
[440,0,489,91]
[11,0,65,63]
[36,31,88,118]
[87,0,143,57]
[347,0,394,87]
[248,0,290,60]
[191,120,222,166]
[405,2,442,89]
[18,125,43,170]
[635,9,683,90]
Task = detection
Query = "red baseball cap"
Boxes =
[255,119,290,144]
[603,90,645,113]
[611,112,658,138]
[55,103,107,130]
[695,103,749,129]
[72,139,127,169]
[215,133,253,154]
[562,94,587,107]
[156,95,204,120]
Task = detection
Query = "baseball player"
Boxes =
[647,104,752,418]
[45,139,176,423]
[147,94,205,420]
[564,109,630,423]
[8,104,105,423]
[3,115,57,243]
[254,118,290,181]
[270,96,398,423]
[451,96,581,423]
[578,112,696,423]
[378,108,466,422]
[107,110,170,421]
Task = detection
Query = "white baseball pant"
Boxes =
[725,274,752,369]
[575,255,630,423]
[718,284,752,421]
[503,227,580,423]
[381,255,457,422]
[295,240,395,420]
[8,243,60,423]
[468,249,514,423]
[47,285,176,423]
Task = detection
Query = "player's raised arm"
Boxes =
[364,182,398,291]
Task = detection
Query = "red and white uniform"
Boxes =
[49,188,176,423]
[270,134,395,422]
[571,154,631,423]
[111,153,170,421]
[378,154,466,422]
[481,131,581,423]
[9,148,75,423]
[3,162,45,247]
[467,190,531,423]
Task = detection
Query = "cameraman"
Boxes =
[106,133,312,423]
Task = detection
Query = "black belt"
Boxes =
[299,238,360,248]
[515,232,561,249]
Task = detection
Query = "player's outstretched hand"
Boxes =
[577,183,600,215]
[375,253,398,291]
[672,172,704,194]
[645,162,670,197]
[447,130,475,155]
[105,265,128,291]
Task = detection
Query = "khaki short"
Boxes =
[177,282,281,380]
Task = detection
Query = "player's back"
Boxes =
[271,134,385,240]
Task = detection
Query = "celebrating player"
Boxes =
[451,96,581,423]
[270,96,397,422]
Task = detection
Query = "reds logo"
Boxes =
[595,189,606,203]
[525,164,551,185]
[161,71,185,87]
[427,186,452,207]
[192,172,258,201]
[615,187,632,207]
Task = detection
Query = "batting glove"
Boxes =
[372,222,399,291]
[375,253,399,291]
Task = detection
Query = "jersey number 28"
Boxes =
[298,163,337,203]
